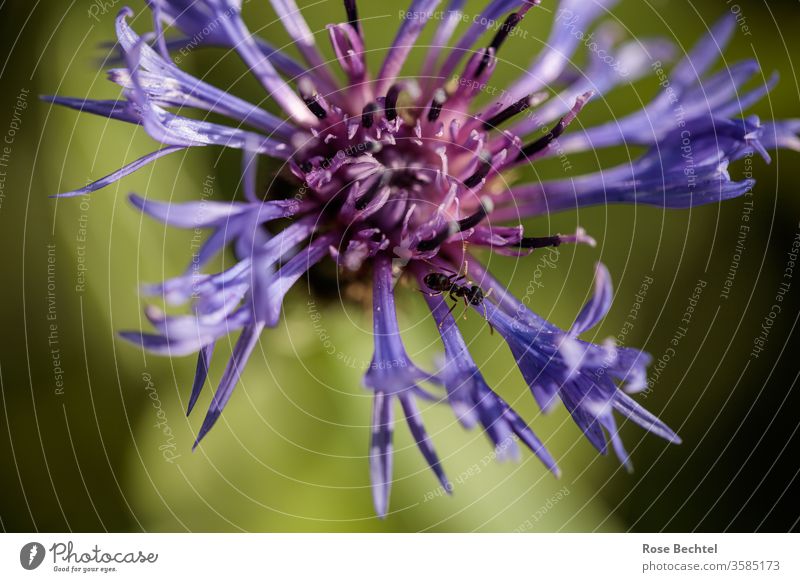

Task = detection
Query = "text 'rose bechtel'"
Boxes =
[47,0,799,517]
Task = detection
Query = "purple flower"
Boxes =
[48,0,799,517]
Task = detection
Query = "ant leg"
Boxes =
[455,258,471,285]
[447,300,459,317]
[483,302,495,335]
[442,265,458,276]
[458,297,471,321]
[417,258,462,281]
[446,273,466,284]
[483,289,494,333]
[461,241,469,276]
[416,256,449,272]
[438,300,459,328]
[435,263,458,276]
[458,257,469,282]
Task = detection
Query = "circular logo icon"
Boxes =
[19,542,46,570]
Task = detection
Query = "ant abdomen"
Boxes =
[423,272,454,293]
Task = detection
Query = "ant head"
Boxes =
[468,286,484,304]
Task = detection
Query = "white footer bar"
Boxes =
[1,533,796,580]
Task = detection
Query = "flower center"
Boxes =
[291,85,466,249]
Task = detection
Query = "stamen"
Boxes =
[474,2,539,78]
[417,198,494,251]
[355,175,388,210]
[416,225,455,252]
[474,48,493,79]
[304,96,327,119]
[344,0,360,35]
[516,92,593,162]
[361,102,378,128]
[516,117,567,160]
[515,235,562,249]
[427,89,447,122]
[490,12,523,52]
[384,84,402,121]
[463,152,493,188]
[456,197,494,232]
[298,78,327,119]
[482,92,546,130]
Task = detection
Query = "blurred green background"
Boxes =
[1,0,799,532]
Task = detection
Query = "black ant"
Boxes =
[422,264,493,331]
